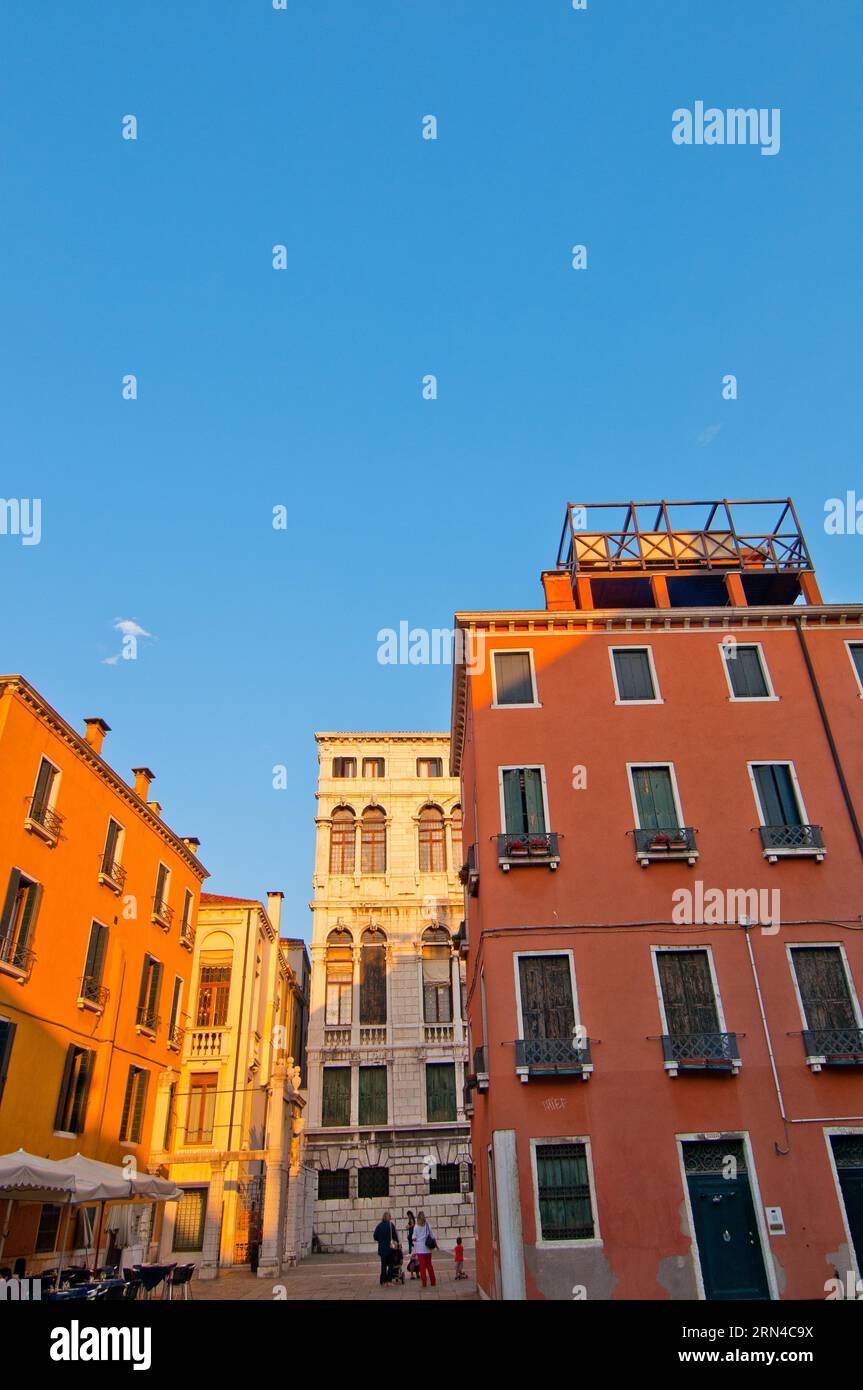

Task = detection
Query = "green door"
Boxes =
[687,1169,770,1299]
[831,1137,863,1269]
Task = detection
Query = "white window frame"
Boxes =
[491,648,540,709]
[529,1135,602,1251]
[720,640,778,702]
[845,641,863,700]
[497,765,552,834]
[626,761,685,829]
[823,1126,863,1282]
[608,645,663,705]
[675,1131,778,1302]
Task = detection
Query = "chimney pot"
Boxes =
[132,766,156,801]
[267,891,284,933]
[148,800,162,818]
[83,717,111,755]
[181,836,201,855]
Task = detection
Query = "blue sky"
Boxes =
[1,1,860,936]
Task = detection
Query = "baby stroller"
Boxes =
[385,1242,405,1284]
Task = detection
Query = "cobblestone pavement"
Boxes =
[194,1251,478,1301]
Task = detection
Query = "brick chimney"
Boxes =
[541,570,575,612]
[181,836,201,855]
[132,767,155,801]
[83,717,111,755]
[267,891,284,933]
[148,800,162,818]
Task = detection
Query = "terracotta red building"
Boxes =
[452,500,863,1300]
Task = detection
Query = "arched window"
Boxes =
[422,926,452,1023]
[419,806,446,873]
[329,808,356,874]
[360,927,387,1025]
[361,807,387,874]
[451,805,463,866]
[325,928,353,1025]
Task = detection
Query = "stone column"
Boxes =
[198,1161,226,1280]
[258,1079,288,1278]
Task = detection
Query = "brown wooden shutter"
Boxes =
[518,956,575,1040]
[793,947,856,1031]
[658,951,719,1034]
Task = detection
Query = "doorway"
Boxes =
[682,1139,771,1300]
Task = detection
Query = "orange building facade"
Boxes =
[453,501,863,1300]
[0,675,206,1267]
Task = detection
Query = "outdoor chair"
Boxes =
[167,1263,195,1300]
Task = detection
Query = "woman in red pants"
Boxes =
[412,1210,437,1287]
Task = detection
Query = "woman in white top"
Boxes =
[412,1209,437,1287]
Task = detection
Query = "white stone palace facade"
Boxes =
[304,733,474,1253]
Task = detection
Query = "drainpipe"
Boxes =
[742,923,790,1153]
[794,617,863,861]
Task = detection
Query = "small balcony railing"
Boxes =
[25,798,64,844]
[634,826,698,865]
[186,1026,229,1060]
[458,845,480,896]
[98,859,127,893]
[425,1023,454,1044]
[360,1026,387,1046]
[180,920,196,951]
[152,897,174,929]
[515,1035,593,1081]
[473,1045,489,1090]
[323,1025,351,1048]
[661,1031,741,1076]
[168,1023,185,1051]
[0,935,36,980]
[759,824,825,862]
[802,1027,863,1070]
[136,1006,160,1035]
[78,976,109,1010]
[497,831,560,871]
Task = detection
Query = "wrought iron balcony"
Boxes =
[459,845,480,896]
[473,1045,489,1090]
[497,831,560,871]
[135,1005,160,1034]
[180,920,196,951]
[0,936,36,980]
[463,1081,475,1117]
[759,824,825,861]
[661,1032,741,1076]
[98,859,127,893]
[515,1035,593,1081]
[802,1027,863,1070]
[25,797,64,844]
[151,897,174,929]
[78,976,109,1010]
[168,1023,185,1051]
[634,826,698,865]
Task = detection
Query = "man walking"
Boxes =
[373,1210,398,1286]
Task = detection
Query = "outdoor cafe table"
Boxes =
[134,1262,176,1298]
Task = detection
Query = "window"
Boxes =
[36,1204,63,1254]
[362,758,385,778]
[417,758,443,778]
[423,928,452,1023]
[54,1045,94,1134]
[752,763,802,828]
[173,1188,207,1252]
[0,868,42,972]
[358,1065,387,1125]
[326,931,353,1025]
[358,1167,389,1198]
[359,928,387,1025]
[419,806,446,872]
[196,957,231,1027]
[120,1066,149,1143]
[534,1142,595,1241]
[329,808,356,874]
[80,920,108,1004]
[332,757,357,778]
[137,955,163,1032]
[101,818,123,875]
[429,1163,461,1195]
[318,1170,350,1200]
[656,950,720,1036]
[361,808,387,874]
[168,976,183,1044]
[163,1081,176,1149]
[501,768,547,835]
[154,863,171,917]
[426,1063,456,1122]
[29,757,60,828]
[180,890,194,942]
[493,651,536,706]
[630,765,680,829]
[791,947,859,1033]
[186,1074,218,1143]
[518,955,575,1041]
[611,647,658,702]
[848,643,863,694]
[322,1067,351,1126]
[0,1018,16,1105]
[723,643,772,699]
[451,806,463,864]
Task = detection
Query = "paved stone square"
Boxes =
[194,1251,478,1301]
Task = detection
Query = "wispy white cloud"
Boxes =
[101,617,155,665]
[113,617,152,638]
[697,423,722,447]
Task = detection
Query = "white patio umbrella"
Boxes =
[0,1150,82,1282]
[64,1154,182,1274]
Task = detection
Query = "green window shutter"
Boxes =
[614,650,654,700]
[728,646,768,698]
[495,652,534,704]
[322,1067,351,1126]
[426,1063,456,1122]
[851,646,863,685]
[633,767,677,829]
[657,951,719,1035]
[169,977,182,1034]
[148,962,163,1020]
[523,769,546,833]
[120,1066,135,1141]
[137,957,151,1012]
[0,1020,17,1105]
[792,948,856,1031]
[32,759,56,813]
[72,1050,94,1132]
[358,1066,387,1125]
[502,770,526,835]
[54,1046,77,1131]
[131,1069,149,1142]
[0,870,22,940]
[754,764,801,827]
[84,922,108,986]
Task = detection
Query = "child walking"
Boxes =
[454,1235,467,1280]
